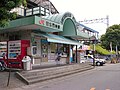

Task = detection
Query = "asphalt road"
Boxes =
[10,63,120,90]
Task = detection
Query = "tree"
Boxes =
[101,24,120,51]
[0,0,27,27]
[106,24,120,33]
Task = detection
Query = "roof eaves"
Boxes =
[79,23,99,33]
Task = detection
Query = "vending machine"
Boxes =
[0,42,7,59]
[8,40,30,68]
[0,41,7,66]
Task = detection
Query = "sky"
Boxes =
[50,0,120,35]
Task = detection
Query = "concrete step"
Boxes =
[21,64,91,77]
[26,67,93,84]
[20,64,81,76]
[15,63,94,85]
[28,66,93,84]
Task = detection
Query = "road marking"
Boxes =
[90,88,110,90]
[90,87,96,90]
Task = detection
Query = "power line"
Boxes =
[79,15,109,28]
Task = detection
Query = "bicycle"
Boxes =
[0,60,7,71]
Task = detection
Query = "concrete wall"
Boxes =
[20,30,31,40]
[0,30,31,41]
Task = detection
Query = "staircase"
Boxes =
[15,63,94,85]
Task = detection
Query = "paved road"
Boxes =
[14,63,120,90]
[1,63,119,90]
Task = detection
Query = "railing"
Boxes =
[13,6,51,17]
[11,7,24,16]
[25,6,51,16]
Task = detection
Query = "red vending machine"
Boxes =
[8,40,30,69]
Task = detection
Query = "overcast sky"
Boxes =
[50,0,120,35]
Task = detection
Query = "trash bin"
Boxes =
[22,56,31,70]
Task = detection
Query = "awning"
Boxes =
[33,32,82,45]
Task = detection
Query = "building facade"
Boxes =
[0,0,99,69]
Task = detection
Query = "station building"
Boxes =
[0,0,99,69]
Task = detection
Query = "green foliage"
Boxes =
[106,24,120,33]
[100,24,120,51]
[90,44,115,55]
[0,0,27,27]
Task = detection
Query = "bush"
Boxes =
[111,58,119,63]
[90,44,111,55]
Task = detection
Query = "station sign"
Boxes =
[39,19,62,30]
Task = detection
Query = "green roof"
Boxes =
[0,16,63,33]
[33,32,82,45]
[43,12,76,24]
[43,12,90,39]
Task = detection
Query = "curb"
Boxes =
[15,72,29,85]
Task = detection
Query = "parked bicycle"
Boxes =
[0,60,7,71]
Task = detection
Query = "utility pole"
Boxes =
[116,41,118,60]
[110,42,113,59]
[93,42,95,67]
[106,15,109,28]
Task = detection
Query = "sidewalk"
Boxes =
[0,63,93,90]
[0,71,26,90]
